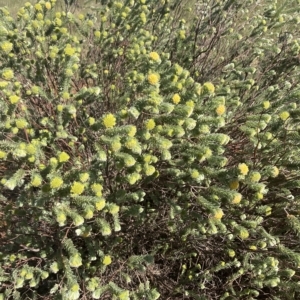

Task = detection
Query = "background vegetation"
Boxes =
[1,0,300,299]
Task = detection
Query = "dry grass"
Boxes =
[0,0,35,15]
[0,0,104,18]
[0,0,66,15]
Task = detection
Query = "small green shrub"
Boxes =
[1,0,300,299]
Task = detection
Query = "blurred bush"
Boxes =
[1,0,300,299]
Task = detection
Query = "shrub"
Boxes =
[1,0,300,299]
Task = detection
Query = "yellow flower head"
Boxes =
[255,192,264,200]
[148,73,159,85]
[216,104,226,116]
[145,119,156,130]
[159,138,172,150]
[79,172,89,183]
[49,157,58,166]
[24,271,33,279]
[149,51,160,61]
[83,207,93,219]
[90,28,100,38]
[87,20,94,27]
[212,208,224,220]
[179,30,186,39]
[140,12,146,23]
[69,253,82,267]
[191,169,200,179]
[176,82,183,90]
[228,249,235,257]
[31,176,42,187]
[18,7,25,16]
[203,82,215,94]
[125,137,138,150]
[249,245,257,250]
[73,216,84,226]
[70,283,80,292]
[91,183,103,196]
[186,100,195,108]
[58,151,70,163]
[232,193,242,204]
[57,105,64,112]
[205,147,212,158]
[2,69,14,80]
[28,155,35,163]
[88,117,95,125]
[36,13,43,20]
[143,154,152,163]
[65,68,73,77]
[0,81,8,89]
[172,75,178,83]
[45,2,51,9]
[250,171,261,183]
[263,101,270,109]
[185,101,194,117]
[15,119,28,129]
[229,180,239,190]
[50,177,64,189]
[127,172,141,185]
[144,164,155,176]
[238,163,249,176]
[9,95,20,104]
[0,150,7,159]
[195,84,202,95]
[103,255,112,266]
[174,63,183,75]
[124,155,136,167]
[172,93,181,104]
[95,198,106,210]
[279,111,289,121]
[271,166,279,178]
[103,113,116,128]
[34,3,43,11]
[109,204,120,215]
[127,125,137,137]
[239,228,249,240]
[31,86,39,94]
[118,291,130,300]
[64,45,75,56]
[55,18,62,27]
[111,139,121,152]
[1,41,13,53]
[71,181,85,195]
[102,223,111,235]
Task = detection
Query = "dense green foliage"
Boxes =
[1,0,300,299]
